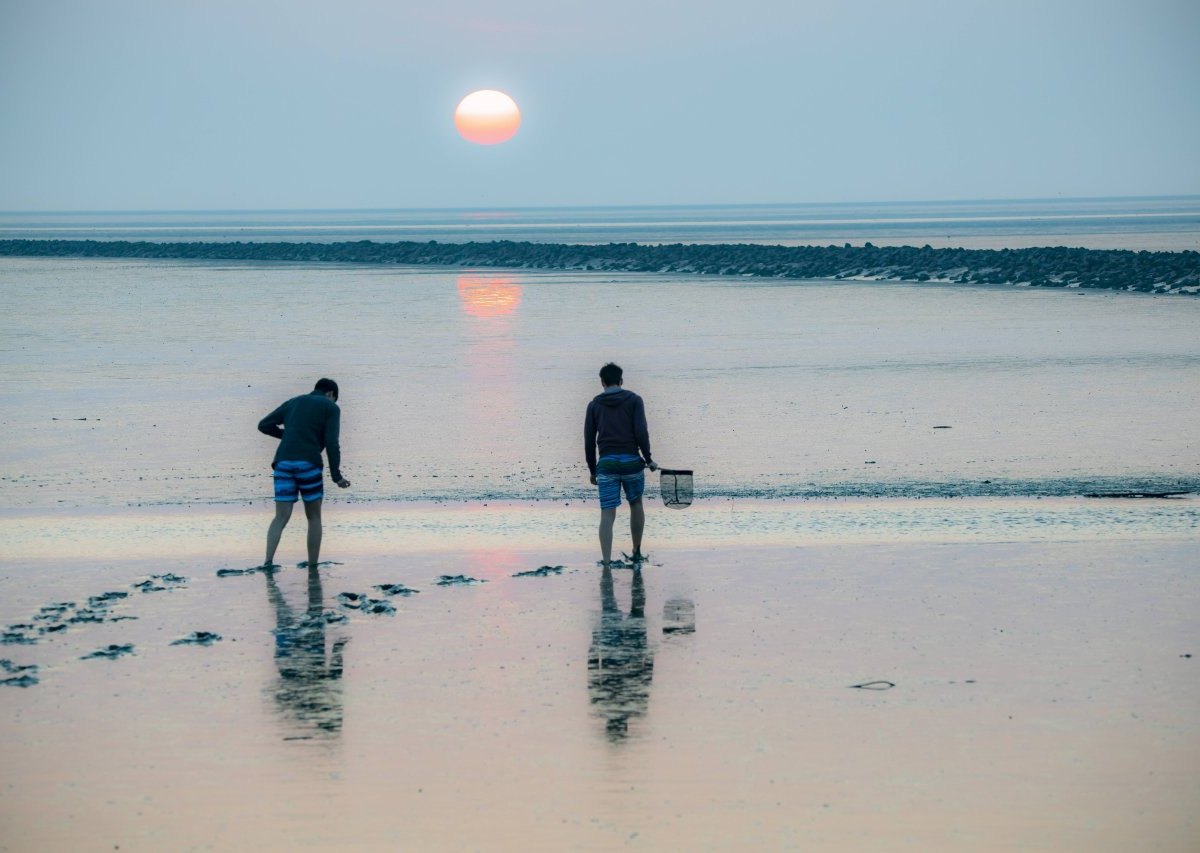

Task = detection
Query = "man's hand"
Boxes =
[336,478,351,488]
[647,461,659,472]
[589,475,597,486]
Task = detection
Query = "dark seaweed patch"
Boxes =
[435,575,486,586]
[336,593,394,614]
[81,643,135,660]
[513,565,565,578]
[1084,490,1189,499]
[66,610,106,624]
[218,563,282,577]
[374,583,420,596]
[0,673,38,688]
[134,574,187,593]
[1,631,36,646]
[171,631,223,646]
[1,659,38,686]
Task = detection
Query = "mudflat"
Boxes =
[2,252,1197,849]
[1,502,1196,851]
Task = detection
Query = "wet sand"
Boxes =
[2,503,1197,851]
[2,251,1197,849]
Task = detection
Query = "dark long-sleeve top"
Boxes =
[584,387,653,476]
[258,391,343,481]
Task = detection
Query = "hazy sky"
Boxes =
[2,0,1197,210]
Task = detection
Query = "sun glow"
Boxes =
[454,90,521,145]
[458,274,522,317]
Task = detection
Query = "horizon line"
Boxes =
[2,193,1199,217]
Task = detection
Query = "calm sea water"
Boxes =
[1,251,1197,513]
[2,196,1199,249]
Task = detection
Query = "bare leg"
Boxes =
[265,501,294,566]
[630,499,645,558]
[599,507,617,565]
[303,498,323,567]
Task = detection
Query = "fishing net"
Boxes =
[659,469,694,509]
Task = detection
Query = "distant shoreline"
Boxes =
[2,238,1198,294]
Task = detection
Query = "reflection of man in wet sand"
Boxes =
[257,377,350,569]
[587,564,654,742]
[264,565,348,735]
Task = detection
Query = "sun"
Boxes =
[454,90,521,145]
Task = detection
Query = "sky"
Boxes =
[1,0,1198,211]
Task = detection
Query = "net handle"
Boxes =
[657,468,693,476]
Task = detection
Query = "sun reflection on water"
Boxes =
[457,274,521,318]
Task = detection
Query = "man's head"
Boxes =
[599,363,623,388]
[314,377,339,401]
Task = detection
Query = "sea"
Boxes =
[2,195,1200,250]
[1,196,1198,540]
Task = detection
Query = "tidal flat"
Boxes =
[1,253,1198,849]
[1,523,1197,851]
[2,258,1197,510]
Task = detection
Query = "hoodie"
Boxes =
[258,391,344,481]
[584,387,653,476]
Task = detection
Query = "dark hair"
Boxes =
[313,377,339,401]
[599,363,623,386]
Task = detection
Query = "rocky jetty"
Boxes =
[2,239,1198,294]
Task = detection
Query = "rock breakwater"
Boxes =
[2,239,1197,294]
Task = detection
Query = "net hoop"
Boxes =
[659,468,694,509]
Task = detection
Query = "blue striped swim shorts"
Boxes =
[273,460,324,503]
[596,454,645,510]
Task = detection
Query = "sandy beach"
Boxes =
[2,499,1197,851]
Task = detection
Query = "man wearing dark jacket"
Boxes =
[584,363,658,566]
[258,378,350,568]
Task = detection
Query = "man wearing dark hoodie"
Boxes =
[584,363,658,566]
[258,378,351,569]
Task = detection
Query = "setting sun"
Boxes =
[454,90,521,145]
